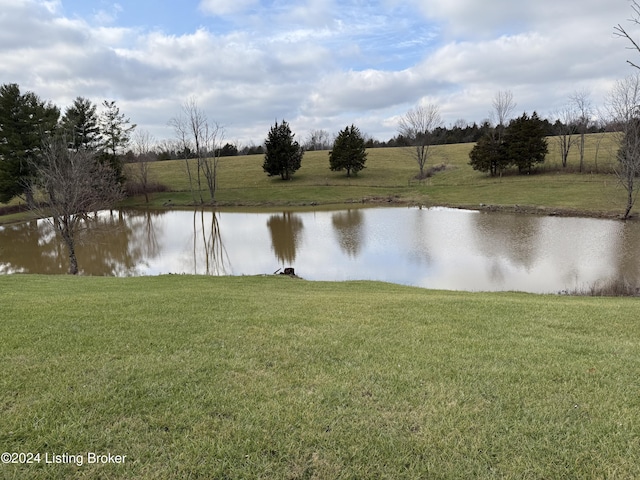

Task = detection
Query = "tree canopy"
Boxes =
[100,100,136,183]
[468,112,548,176]
[505,112,549,174]
[0,83,59,203]
[60,97,101,151]
[262,120,303,180]
[329,124,367,177]
[468,130,508,177]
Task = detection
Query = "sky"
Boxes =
[1,0,639,148]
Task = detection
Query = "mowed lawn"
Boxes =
[1,274,639,479]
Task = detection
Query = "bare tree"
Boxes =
[491,90,517,128]
[169,99,224,204]
[168,112,196,201]
[606,74,640,219]
[552,103,580,168]
[199,120,224,202]
[397,103,442,178]
[29,138,124,274]
[570,90,593,172]
[131,129,156,203]
[591,115,610,173]
[305,129,330,151]
[488,90,517,174]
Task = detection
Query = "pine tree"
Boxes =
[329,124,367,177]
[99,100,136,183]
[262,120,303,180]
[505,112,548,174]
[60,97,101,151]
[0,83,59,203]
[468,129,508,177]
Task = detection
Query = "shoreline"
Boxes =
[1,195,634,226]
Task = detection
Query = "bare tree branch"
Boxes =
[614,0,640,69]
[398,103,442,178]
[491,90,517,127]
[605,74,640,219]
[169,99,223,204]
[30,138,124,274]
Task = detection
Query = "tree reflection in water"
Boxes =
[331,209,364,257]
[192,209,230,275]
[267,212,303,267]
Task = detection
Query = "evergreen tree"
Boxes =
[468,131,508,176]
[60,97,101,151]
[505,112,548,174]
[99,100,136,183]
[0,83,59,203]
[329,124,367,177]
[262,120,303,180]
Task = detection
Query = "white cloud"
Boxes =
[93,3,122,24]
[0,0,638,146]
[199,0,259,16]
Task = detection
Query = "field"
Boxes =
[0,133,631,225]
[120,132,628,218]
[1,274,639,479]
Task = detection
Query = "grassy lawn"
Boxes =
[1,274,639,478]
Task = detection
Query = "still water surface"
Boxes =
[1,207,639,293]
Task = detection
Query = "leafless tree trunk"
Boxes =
[29,138,123,274]
[570,90,592,173]
[606,74,640,219]
[552,104,580,168]
[490,90,517,175]
[169,113,196,203]
[170,99,223,204]
[200,121,223,202]
[591,116,609,174]
[398,103,442,178]
[491,90,517,128]
[132,129,156,203]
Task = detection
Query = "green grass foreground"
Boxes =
[1,275,639,478]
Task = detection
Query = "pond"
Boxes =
[1,206,639,293]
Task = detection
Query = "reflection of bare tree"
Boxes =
[143,211,161,259]
[0,210,165,275]
[267,212,304,266]
[331,209,364,257]
[191,209,230,275]
[117,209,165,273]
[612,221,640,286]
[408,209,432,266]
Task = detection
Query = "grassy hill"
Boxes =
[124,132,627,217]
[0,132,631,225]
[2,274,639,479]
